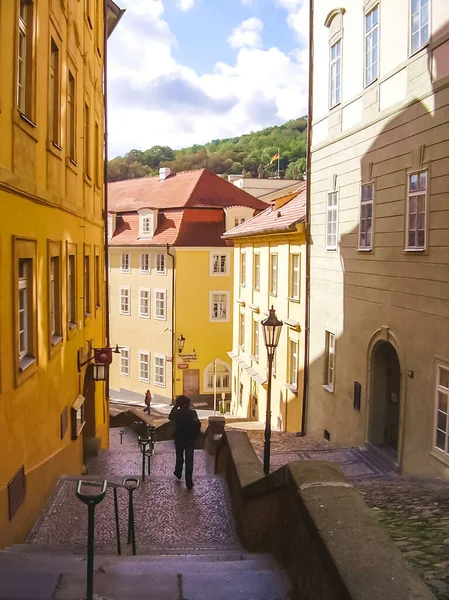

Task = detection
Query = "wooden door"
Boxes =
[183,369,200,396]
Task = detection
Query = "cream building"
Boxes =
[224,186,307,433]
[307,0,449,477]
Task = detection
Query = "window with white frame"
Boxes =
[154,354,165,386]
[142,216,151,233]
[359,184,374,250]
[240,252,246,286]
[365,7,379,86]
[435,364,449,455]
[289,339,298,388]
[269,254,278,294]
[330,39,341,108]
[252,318,259,360]
[324,331,336,390]
[140,253,150,273]
[205,361,231,391]
[155,289,166,320]
[18,258,31,360]
[120,348,130,376]
[211,292,229,321]
[253,253,260,290]
[234,217,246,227]
[139,288,150,318]
[211,253,228,275]
[326,192,338,250]
[411,0,429,54]
[155,254,166,274]
[239,312,245,349]
[407,171,427,250]
[120,287,130,315]
[18,0,34,118]
[139,351,150,383]
[290,254,300,300]
[120,253,130,273]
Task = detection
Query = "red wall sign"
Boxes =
[178,364,189,369]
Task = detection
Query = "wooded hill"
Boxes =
[108,117,307,183]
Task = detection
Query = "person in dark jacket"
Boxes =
[169,395,201,490]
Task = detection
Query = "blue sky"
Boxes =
[107,0,308,157]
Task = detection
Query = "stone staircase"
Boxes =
[0,430,293,600]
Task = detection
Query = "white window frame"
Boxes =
[154,353,166,387]
[253,253,260,290]
[410,0,429,56]
[406,170,427,251]
[290,254,300,300]
[142,216,151,233]
[324,330,336,392]
[139,288,150,318]
[434,363,449,456]
[330,39,342,108]
[140,253,150,274]
[204,360,231,392]
[359,184,374,251]
[210,252,229,276]
[18,260,29,360]
[120,253,130,273]
[155,289,167,321]
[139,351,150,383]
[365,6,379,87]
[210,291,230,322]
[155,254,166,275]
[120,286,130,315]
[289,338,298,389]
[239,311,245,349]
[120,347,130,377]
[326,192,338,251]
[252,318,259,361]
[269,253,278,295]
[240,252,246,287]
[234,217,246,228]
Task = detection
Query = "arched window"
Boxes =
[204,360,231,391]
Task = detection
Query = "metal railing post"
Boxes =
[113,487,121,555]
[123,478,139,556]
[138,436,152,481]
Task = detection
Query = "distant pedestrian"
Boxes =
[144,389,152,414]
[169,395,201,490]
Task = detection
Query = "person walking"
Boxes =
[169,395,201,490]
[144,389,152,414]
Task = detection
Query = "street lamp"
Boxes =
[177,334,186,354]
[261,306,283,476]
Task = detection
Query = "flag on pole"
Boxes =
[270,151,279,165]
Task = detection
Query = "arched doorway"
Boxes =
[368,341,401,460]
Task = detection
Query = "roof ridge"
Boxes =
[184,169,207,207]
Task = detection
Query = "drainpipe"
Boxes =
[103,0,110,406]
[299,0,314,436]
[167,243,175,404]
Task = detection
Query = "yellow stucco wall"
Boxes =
[0,0,108,547]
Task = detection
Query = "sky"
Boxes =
[107,0,309,158]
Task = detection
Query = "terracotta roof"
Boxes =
[109,210,183,246]
[222,185,307,239]
[108,169,269,212]
[176,209,232,247]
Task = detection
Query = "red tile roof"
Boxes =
[109,211,183,246]
[222,184,306,239]
[108,169,269,212]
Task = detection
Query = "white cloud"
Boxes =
[240,0,257,5]
[178,0,194,11]
[227,17,264,49]
[275,0,309,41]
[107,1,308,157]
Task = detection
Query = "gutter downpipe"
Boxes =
[103,0,111,413]
[167,244,175,404]
[300,0,314,436]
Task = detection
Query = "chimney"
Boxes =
[159,167,171,181]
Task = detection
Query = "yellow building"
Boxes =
[223,185,307,433]
[108,168,267,407]
[0,0,123,547]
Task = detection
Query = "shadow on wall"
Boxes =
[307,22,449,476]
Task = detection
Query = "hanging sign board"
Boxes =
[178,364,189,369]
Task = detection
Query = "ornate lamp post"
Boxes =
[261,306,283,476]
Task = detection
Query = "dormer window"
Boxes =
[138,208,158,239]
[142,216,151,234]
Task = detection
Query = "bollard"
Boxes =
[138,436,152,482]
[123,478,139,556]
[119,429,128,445]
[75,480,107,600]
[113,487,121,555]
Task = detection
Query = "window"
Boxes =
[67,72,76,161]
[407,171,427,250]
[435,365,449,455]
[120,287,130,315]
[142,217,151,233]
[120,253,130,273]
[49,255,62,343]
[330,39,341,107]
[289,339,298,388]
[324,331,336,391]
[155,289,166,320]
[18,259,31,360]
[252,319,259,361]
[205,361,231,391]
[253,253,260,290]
[49,39,60,144]
[84,253,91,316]
[239,312,245,349]
[211,253,228,275]
[326,192,338,250]
[210,292,229,321]
[95,121,100,187]
[139,288,150,318]
[155,354,165,387]
[359,184,374,250]
[67,252,76,328]
[290,254,300,299]
[139,351,150,383]
[234,217,246,227]
[84,102,90,178]
[94,252,100,309]
[120,348,130,377]
[155,254,166,274]
[17,0,34,118]
[240,252,246,287]
[140,253,150,273]
[269,254,278,295]
[411,0,429,54]
[15,238,38,381]
[365,7,379,86]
